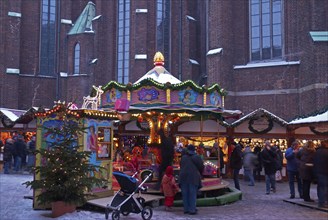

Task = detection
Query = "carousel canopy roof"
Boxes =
[134,52,181,85]
[95,52,242,120]
[133,65,181,85]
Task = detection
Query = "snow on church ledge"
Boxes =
[234,60,300,69]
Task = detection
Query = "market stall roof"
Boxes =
[0,107,43,127]
[289,110,328,125]
[0,108,26,121]
[230,108,288,127]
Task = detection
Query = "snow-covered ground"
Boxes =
[1,173,327,220]
[0,173,108,220]
[0,173,186,220]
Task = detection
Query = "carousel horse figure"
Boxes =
[82,85,104,110]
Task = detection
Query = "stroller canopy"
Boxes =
[113,171,138,194]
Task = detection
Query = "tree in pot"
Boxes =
[23,105,108,217]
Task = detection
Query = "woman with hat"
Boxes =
[179,144,204,215]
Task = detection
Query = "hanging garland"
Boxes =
[310,126,328,136]
[248,117,274,134]
[185,137,217,143]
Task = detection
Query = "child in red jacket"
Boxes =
[161,166,179,210]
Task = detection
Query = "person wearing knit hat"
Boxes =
[179,144,204,215]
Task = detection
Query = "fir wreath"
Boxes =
[310,126,328,136]
[248,117,274,134]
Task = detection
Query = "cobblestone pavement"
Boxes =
[0,173,327,220]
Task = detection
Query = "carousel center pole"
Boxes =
[200,114,203,142]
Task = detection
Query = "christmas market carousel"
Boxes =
[31,52,242,212]
[87,52,242,208]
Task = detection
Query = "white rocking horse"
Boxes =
[82,85,104,110]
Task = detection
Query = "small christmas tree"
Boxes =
[23,104,107,206]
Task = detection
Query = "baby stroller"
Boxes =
[105,171,153,220]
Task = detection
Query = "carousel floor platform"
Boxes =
[87,193,164,209]
[141,178,241,207]
[144,177,229,194]
[87,178,240,209]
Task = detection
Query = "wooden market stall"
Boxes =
[32,103,117,209]
[288,110,328,141]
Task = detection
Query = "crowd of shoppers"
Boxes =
[2,133,35,174]
[227,139,328,209]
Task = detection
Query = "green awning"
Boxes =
[309,31,328,42]
[68,1,96,35]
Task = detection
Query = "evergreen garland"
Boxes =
[309,126,328,136]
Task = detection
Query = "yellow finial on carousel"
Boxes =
[154,51,164,66]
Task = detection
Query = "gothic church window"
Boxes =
[156,0,171,70]
[40,0,56,76]
[117,0,130,84]
[250,0,283,61]
[74,43,80,75]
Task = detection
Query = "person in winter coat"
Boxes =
[297,141,316,202]
[285,141,303,199]
[156,129,175,190]
[13,135,27,172]
[313,139,328,208]
[243,146,258,186]
[273,145,283,181]
[26,135,36,172]
[3,139,14,174]
[261,141,277,195]
[161,166,179,210]
[253,144,262,182]
[218,147,225,177]
[179,144,204,215]
[229,143,243,190]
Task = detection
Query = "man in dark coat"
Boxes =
[229,143,243,190]
[156,129,175,189]
[313,139,328,208]
[3,139,14,174]
[179,144,204,215]
[13,135,27,172]
[261,141,277,195]
[285,141,303,199]
[253,144,262,182]
[297,141,316,202]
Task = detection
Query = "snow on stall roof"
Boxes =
[230,108,288,127]
[289,111,328,124]
[0,109,20,121]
